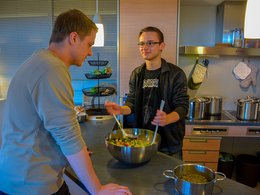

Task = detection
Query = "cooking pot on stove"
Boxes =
[236,97,260,121]
[163,163,226,195]
[204,96,223,116]
[188,98,208,120]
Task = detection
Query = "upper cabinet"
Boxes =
[179,0,260,57]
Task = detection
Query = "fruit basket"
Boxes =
[82,87,115,97]
[85,66,112,79]
[85,73,112,79]
[83,53,116,119]
[88,60,109,66]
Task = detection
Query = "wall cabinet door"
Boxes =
[119,0,178,97]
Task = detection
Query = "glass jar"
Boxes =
[232,28,243,48]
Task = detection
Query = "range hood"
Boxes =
[179,0,260,57]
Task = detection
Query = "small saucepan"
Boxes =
[163,163,226,195]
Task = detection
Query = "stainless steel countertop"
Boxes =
[65,119,260,195]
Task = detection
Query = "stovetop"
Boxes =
[186,110,260,126]
[186,111,235,122]
[203,112,231,121]
[227,110,260,122]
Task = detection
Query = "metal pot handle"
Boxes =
[234,100,243,106]
[203,97,211,104]
[163,170,177,181]
[214,172,226,182]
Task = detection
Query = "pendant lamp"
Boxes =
[93,0,104,46]
[244,0,260,39]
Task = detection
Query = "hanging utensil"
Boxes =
[151,100,165,144]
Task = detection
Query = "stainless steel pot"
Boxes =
[204,96,223,116]
[236,97,260,121]
[163,164,226,195]
[188,98,208,120]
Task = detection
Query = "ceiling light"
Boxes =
[244,0,260,39]
[93,0,104,46]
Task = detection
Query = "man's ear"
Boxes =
[69,32,78,45]
[160,42,165,51]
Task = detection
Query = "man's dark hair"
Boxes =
[139,26,164,42]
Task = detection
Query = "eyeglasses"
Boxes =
[137,41,161,47]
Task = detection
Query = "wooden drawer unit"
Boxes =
[184,162,218,171]
[183,151,219,162]
[183,138,221,150]
[182,136,221,171]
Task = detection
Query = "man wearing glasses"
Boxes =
[105,26,189,160]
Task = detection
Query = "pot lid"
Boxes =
[190,97,207,102]
[204,96,222,100]
[238,96,260,102]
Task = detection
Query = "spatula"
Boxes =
[112,114,135,138]
[151,100,165,144]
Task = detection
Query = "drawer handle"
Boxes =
[188,151,207,154]
[189,139,208,143]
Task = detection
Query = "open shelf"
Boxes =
[179,46,260,57]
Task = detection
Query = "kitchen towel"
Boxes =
[233,61,251,80]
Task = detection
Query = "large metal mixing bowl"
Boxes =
[105,128,161,164]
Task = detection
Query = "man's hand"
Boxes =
[98,183,132,195]
[151,110,168,127]
[104,101,123,115]
[152,110,180,126]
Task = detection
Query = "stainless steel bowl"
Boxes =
[105,128,161,164]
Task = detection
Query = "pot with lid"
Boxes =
[204,96,223,116]
[188,97,208,120]
[236,96,260,121]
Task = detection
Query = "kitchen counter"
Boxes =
[65,119,259,195]
[185,110,260,137]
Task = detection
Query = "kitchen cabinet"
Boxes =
[182,136,221,171]
[184,111,260,172]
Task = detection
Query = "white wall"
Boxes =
[179,4,260,110]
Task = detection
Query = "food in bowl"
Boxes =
[180,173,208,184]
[105,128,161,164]
[108,137,150,147]
[163,164,226,195]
